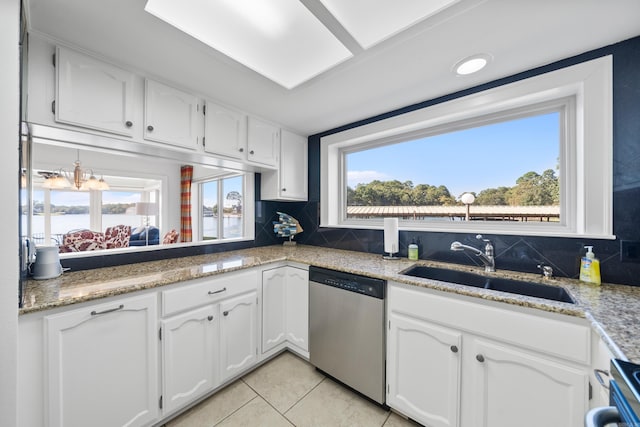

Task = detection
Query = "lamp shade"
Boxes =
[135,202,158,216]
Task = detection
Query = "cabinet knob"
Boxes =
[476,354,485,363]
[239,148,244,152]
[450,345,459,353]
[282,188,287,192]
[125,121,133,128]
[147,125,154,132]
[223,311,229,316]
[249,150,255,155]
[207,315,214,321]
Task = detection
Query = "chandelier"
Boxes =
[40,151,109,191]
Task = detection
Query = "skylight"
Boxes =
[318,0,460,49]
[145,0,352,89]
[144,0,460,89]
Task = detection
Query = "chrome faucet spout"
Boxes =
[450,236,495,272]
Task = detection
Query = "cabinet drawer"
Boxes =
[162,270,258,317]
[389,282,591,365]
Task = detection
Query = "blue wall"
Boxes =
[256,36,640,286]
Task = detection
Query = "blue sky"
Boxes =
[346,112,560,198]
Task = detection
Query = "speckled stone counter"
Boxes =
[20,244,640,363]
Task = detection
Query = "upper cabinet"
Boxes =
[55,46,135,136]
[144,79,200,150]
[261,129,307,201]
[247,117,279,167]
[203,101,247,160]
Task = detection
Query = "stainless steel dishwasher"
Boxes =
[309,266,386,405]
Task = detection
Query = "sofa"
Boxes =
[129,226,160,246]
[59,225,132,253]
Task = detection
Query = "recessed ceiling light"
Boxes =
[453,54,492,76]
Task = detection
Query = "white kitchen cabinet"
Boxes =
[144,79,200,149]
[220,291,259,382]
[247,116,279,167]
[284,266,309,352]
[262,267,287,352]
[203,100,247,160]
[387,312,461,427]
[44,293,158,427]
[261,266,309,356]
[161,304,219,415]
[590,333,615,408]
[467,337,588,427]
[261,129,308,201]
[55,46,135,136]
[387,282,591,427]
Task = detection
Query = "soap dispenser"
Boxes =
[579,246,601,285]
[408,240,419,261]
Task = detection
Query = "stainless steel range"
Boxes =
[586,358,640,426]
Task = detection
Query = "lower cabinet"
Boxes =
[161,304,219,414]
[44,293,158,427]
[261,266,309,355]
[220,291,259,382]
[387,282,590,427]
[467,338,588,427]
[387,312,462,427]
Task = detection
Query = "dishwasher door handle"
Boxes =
[584,406,620,427]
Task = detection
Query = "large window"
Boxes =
[31,175,162,246]
[197,174,245,241]
[321,56,613,238]
[345,109,561,223]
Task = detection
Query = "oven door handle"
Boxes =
[584,406,620,427]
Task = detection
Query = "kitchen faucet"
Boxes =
[450,234,495,272]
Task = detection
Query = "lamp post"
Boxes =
[460,193,475,221]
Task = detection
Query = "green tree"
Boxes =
[475,187,510,205]
[507,169,559,206]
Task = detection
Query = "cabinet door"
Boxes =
[261,130,308,201]
[220,291,258,382]
[467,338,589,427]
[55,46,135,136]
[144,79,199,149]
[387,312,461,427]
[279,130,308,200]
[45,294,158,427]
[203,101,247,159]
[285,266,309,352]
[262,268,287,353]
[162,305,219,414]
[247,117,279,167]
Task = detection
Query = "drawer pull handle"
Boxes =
[223,311,229,316]
[594,369,610,389]
[208,288,227,295]
[147,125,154,131]
[91,304,124,316]
[207,315,214,321]
[450,345,459,353]
[476,354,485,363]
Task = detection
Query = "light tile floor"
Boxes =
[165,351,422,427]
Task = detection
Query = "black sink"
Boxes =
[401,265,575,304]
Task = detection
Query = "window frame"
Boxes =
[321,56,614,238]
[193,172,255,243]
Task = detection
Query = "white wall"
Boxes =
[0,0,20,425]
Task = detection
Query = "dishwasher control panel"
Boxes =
[309,266,385,299]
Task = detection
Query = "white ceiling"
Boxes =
[25,0,640,136]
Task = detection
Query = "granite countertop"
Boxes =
[21,244,640,362]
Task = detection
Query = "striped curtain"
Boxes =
[180,165,193,242]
